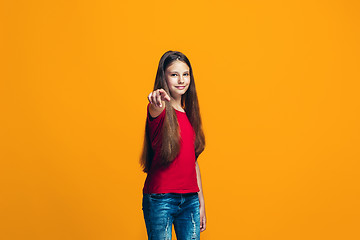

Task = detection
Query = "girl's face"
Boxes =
[165,60,190,99]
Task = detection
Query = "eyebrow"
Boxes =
[169,71,190,73]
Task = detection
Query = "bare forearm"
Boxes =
[196,160,207,231]
[195,161,205,206]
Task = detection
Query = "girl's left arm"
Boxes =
[195,160,206,232]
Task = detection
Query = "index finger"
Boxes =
[158,89,171,102]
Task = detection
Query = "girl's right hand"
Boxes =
[147,89,171,108]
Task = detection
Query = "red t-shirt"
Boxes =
[143,103,200,194]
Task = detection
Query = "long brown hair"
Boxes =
[140,51,205,173]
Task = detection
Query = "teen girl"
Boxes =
[140,51,206,240]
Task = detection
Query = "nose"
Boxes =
[178,76,185,84]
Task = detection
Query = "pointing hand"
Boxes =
[147,89,171,108]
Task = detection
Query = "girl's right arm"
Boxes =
[147,89,171,118]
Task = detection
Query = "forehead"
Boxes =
[165,60,189,72]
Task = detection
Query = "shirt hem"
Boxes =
[143,187,200,194]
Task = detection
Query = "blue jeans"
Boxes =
[142,192,200,240]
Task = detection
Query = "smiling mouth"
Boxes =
[176,86,185,89]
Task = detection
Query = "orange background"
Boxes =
[1,0,359,239]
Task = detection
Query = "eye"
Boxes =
[184,73,189,76]
[171,73,177,76]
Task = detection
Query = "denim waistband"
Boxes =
[143,192,198,196]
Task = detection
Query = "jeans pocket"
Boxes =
[149,193,167,199]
